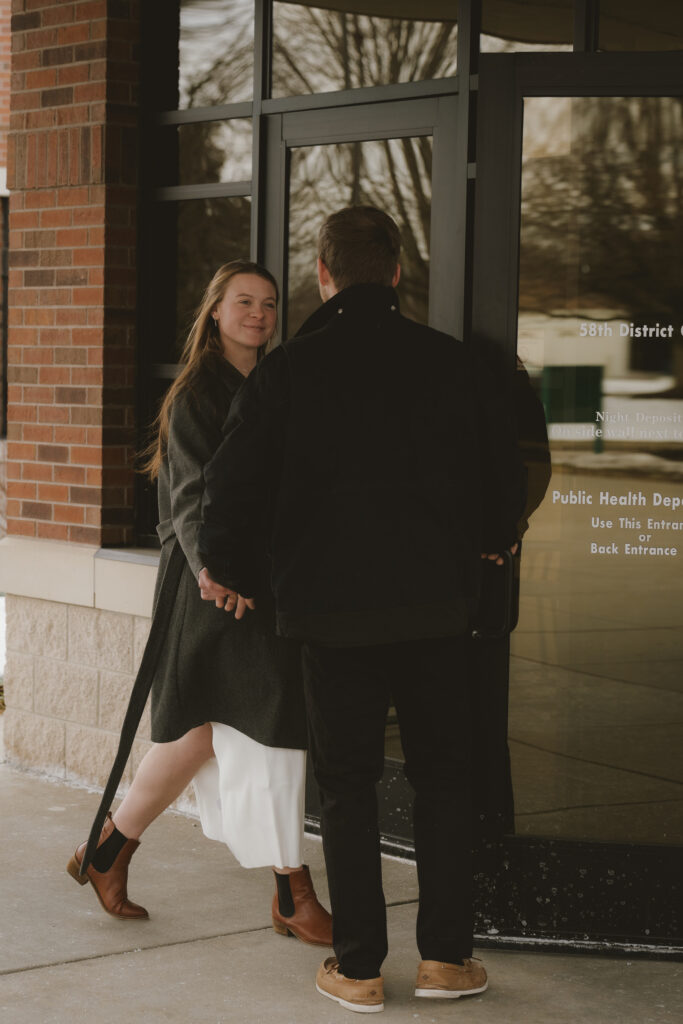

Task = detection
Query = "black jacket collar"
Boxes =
[210,351,252,392]
[295,284,400,337]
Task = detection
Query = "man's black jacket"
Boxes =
[199,284,525,647]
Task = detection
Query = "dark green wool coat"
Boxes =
[149,352,306,749]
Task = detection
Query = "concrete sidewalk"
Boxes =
[0,765,680,1024]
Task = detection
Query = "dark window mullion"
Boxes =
[574,0,601,53]
[154,103,254,126]
[262,76,460,115]
[151,364,181,380]
[449,0,481,340]
[251,0,273,262]
[151,182,252,202]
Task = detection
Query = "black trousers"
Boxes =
[302,635,474,980]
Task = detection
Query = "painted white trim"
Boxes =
[0,536,159,617]
[94,550,157,617]
[0,165,8,196]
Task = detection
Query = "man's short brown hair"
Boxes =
[317,206,401,291]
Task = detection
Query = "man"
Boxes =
[198,206,525,1013]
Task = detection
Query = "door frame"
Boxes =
[261,89,467,856]
[260,92,460,338]
[471,50,683,955]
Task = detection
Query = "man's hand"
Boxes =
[198,568,256,619]
[480,542,519,566]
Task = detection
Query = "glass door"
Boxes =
[287,134,432,333]
[514,94,683,851]
[262,94,459,849]
[472,53,683,950]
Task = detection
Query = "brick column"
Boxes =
[6,0,140,545]
[0,0,10,446]
[0,1,9,174]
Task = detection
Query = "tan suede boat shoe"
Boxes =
[316,957,384,1013]
[414,958,488,998]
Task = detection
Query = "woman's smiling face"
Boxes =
[212,273,278,371]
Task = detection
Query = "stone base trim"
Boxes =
[1,594,165,795]
[0,537,158,617]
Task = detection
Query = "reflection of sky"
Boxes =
[179,0,252,107]
[481,33,572,55]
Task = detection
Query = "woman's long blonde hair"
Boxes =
[142,259,279,480]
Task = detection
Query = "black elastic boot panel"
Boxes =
[275,871,296,917]
[91,826,129,872]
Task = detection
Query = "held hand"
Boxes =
[198,569,255,618]
[233,595,256,620]
[220,591,256,619]
[481,542,519,566]
[198,567,230,606]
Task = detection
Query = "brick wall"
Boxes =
[5,0,140,545]
[0,0,10,170]
[0,194,7,443]
[0,0,9,169]
[1,0,11,442]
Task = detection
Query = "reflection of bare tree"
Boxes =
[272,4,456,95]
[154,120,252,358]
[520,98,683,383]
[176,120,252,185]
[288,137,432,331]
[273,4,455,330]
[175,198,252,350]
[179,0,253,108]
[172,4,457,334]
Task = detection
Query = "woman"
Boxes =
[67,260,332,946]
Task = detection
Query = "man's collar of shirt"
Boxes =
[295,283,400,337]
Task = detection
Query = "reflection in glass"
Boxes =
[179,0,254,108]
[599,1,683,51]
[154,120,252,187]
[512,96,683,845]
[272,2,456,97]
[138,194,250,541]
[146,196,252,364]
[287,136,431,334]
[384,709,403,761]
[481,0,573,52]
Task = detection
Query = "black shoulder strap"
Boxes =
[79,539,186,873]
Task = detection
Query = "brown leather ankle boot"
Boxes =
[272,865,333,946]
[66,812,149,920]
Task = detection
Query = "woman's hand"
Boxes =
[480,542,519,566]
[198,568,256,619]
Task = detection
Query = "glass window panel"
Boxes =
[599,0,683,51]
[153,120,252,187]
[384,708,404,761]
[145,196,252,364]
[287,136,432,334]
[179,0,254,108]
[272,2,457,98]
[137,195,250,541]
[513,96,683,846]
[481,0,573,53]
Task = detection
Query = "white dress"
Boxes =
[193,722,306,869]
